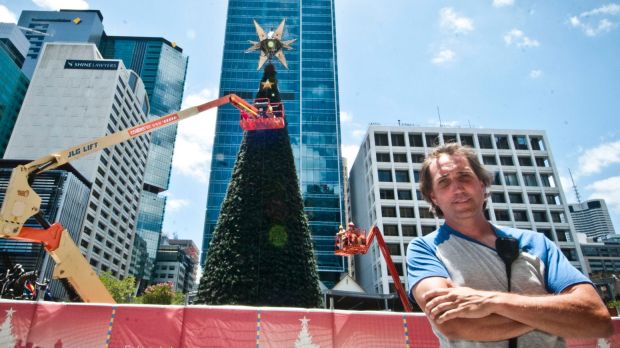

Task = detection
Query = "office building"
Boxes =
[570,199,616,240]
[100,36,188,285]
[17,9,104,78]
[0,23,30,157]
[153,238,199,293]
[4,43,151,278]
[579,234,620,276]
[203,0,345,286]
[349,125,586,295]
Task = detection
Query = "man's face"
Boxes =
[429,153,487,221]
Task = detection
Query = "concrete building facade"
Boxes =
[4,43,151,278]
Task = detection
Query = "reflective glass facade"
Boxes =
[0,38,29,157]
[203,0,345,285]
[17,10,104,78]
[101,37,188,282]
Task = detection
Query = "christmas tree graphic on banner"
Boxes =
[0,308,17,348]
[294,316,319,348]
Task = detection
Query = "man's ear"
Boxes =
[430,191,437,206]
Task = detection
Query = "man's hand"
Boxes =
[423,285,497,324]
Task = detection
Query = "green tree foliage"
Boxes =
[197,64,321,308]
[100,272,136,303]
[138,282,184,305]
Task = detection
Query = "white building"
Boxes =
[4,43,151,278]
[569,199,616,240]
[349,125,586,295]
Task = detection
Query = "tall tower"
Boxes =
[100,36,188,286]
[203,0,345,286]
[16,9,105,78]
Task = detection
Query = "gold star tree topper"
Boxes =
[246,19,296,70]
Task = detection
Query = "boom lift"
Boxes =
[335,224,413,312]
[0,94,261,303]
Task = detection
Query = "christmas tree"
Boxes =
[0,308,16,348]
[196,64,321,308]
[295,317,319,348]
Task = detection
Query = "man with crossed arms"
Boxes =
[406,143,612,347]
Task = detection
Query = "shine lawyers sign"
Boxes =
[64,60,119,70]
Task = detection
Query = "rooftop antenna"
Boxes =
[468,120,472,128]
[437,106,443,127]
[568,168,582,204]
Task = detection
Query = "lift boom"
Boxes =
[0,94,257,303]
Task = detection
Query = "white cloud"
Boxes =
[529,69,542,79]
[570,4,620,36]
[0,5,17,23]
[186,29,197,40]
[340,111,353,123]
[587,176,620,213]
[171,87,219,183]
[432,49,456,65]
[576,140,620,176]
[32,0,89,10]
[439,7,474,34]
[167,198,190,212]
[504,29,540,48]
[351,129,366,139]
[341,144,360,169]
[493,0,514,8]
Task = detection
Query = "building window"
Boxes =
[425,133,439,147]
[391,133,405,146]
[513,210,529,222]
[419,208,435,219]
[460,134,474,147]
[532,211,548,222]
[535,157,549,167]
[478,135,493,149]
[500,156,514,166]
[528,193,543,204]
[375,133,389,146]
[491,192,506,203]
[561,248,577,261]
[557,230,571,242]
[483,155,497,165]
[504,173,519,186]
[421,225,436,235]
[540,174,555,187]
[380,189,395,200]
[409,133,423,147]
[378,170,392,182]
[383,224,399,236]
[443,134,457,144]
[387,244,401,256]
[546,194,561,205]
[416,190,423,200]
[530,137,545,151]
[376,152,391,162]
[395,170,410,182]
[381,206,397,217]
[413,170,420,182]
[399,207,415,218]
[398,189,413,200]
[495,135,510,149]
[513,135,528,150]
[401,225,417,236]
[411,153,425,163]
[537,229,554,241]
[508,193,524,204]
[493,172,502,185]
[550,212,565,223]
[494,209,511,221]
[523,173,538,187]
[519,157,533,167]
[393,153,408,163]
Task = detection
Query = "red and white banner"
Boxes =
[0,300,618,347]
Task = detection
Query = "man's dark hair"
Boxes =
[419,143,493,217]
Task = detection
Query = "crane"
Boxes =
[335,224,413,312]
[0,94,260,303]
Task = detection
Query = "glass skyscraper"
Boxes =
[100,36,188,285]
[203,0,345,286]
[0,24,29,158]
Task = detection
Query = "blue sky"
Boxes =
[1,0,619,251]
